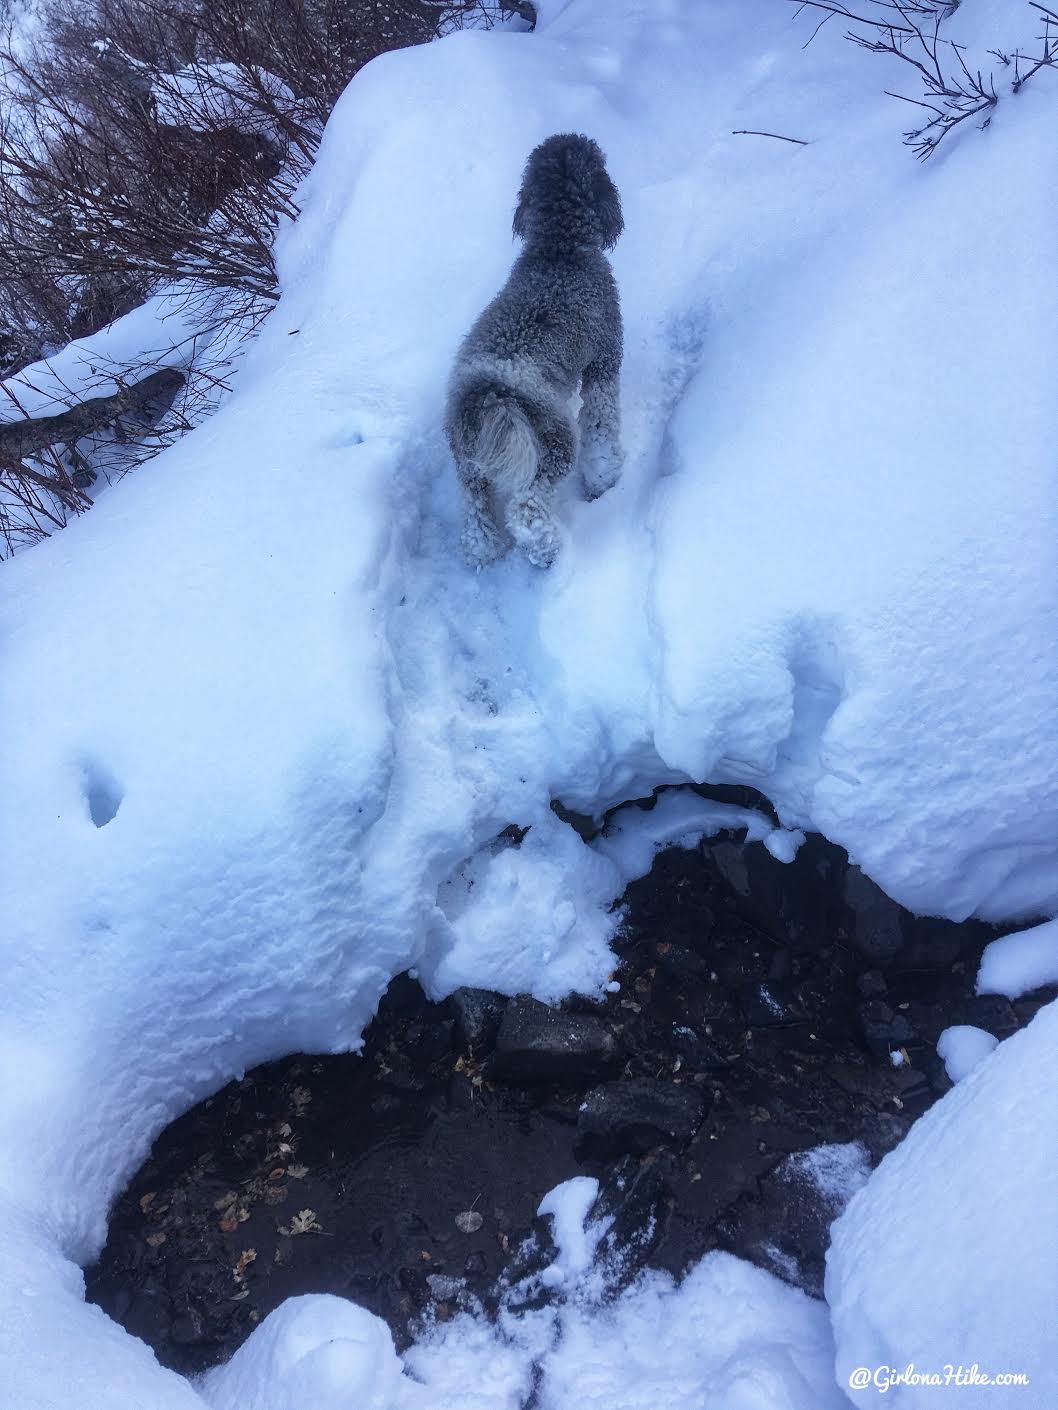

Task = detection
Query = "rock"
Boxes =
[463,1250,488,1279]
[447,987,507,1051]
[857,969,887,999]
[843,866,905,965]
[703,832,841,954]
[963,993,1019,1039]
[672,1024,728,1073]
[404,1018,455,1063]
[721,1142,871,1298]
[856,1000,915,1059]
[490,998,620,1083]
[738,980,793,1027]
[591,1158,668,1282]
[577,1079,705,1156]
[170,1309,208,1346]
[652,941,710,979]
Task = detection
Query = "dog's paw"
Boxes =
[507,491,560,570]
[461,516,506,570]
[524,528,559,570]
[579,441,623,501]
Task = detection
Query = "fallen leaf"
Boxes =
[279,1208,322,1236]
[139,1193,156,1214]
[287,1163,309,1180]
[268,1167,285,1181]
[233,1249,257,1279]
[145,1232,167,1247]
[455,1211,484,1234]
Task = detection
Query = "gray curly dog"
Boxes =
[444,133,624,569]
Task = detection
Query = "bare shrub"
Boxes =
[790,0,1057,158]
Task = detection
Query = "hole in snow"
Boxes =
[81,762,124,827]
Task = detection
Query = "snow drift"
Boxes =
[1,0,1056,1405]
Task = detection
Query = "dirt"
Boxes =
[84,825,1053,1377]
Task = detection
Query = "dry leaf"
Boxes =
[286,1163,309,1180]
[233,1249,257,1280]
[455,1211,483,1234]
[145,1232,167,1248]
[279,1208,322,1236]
[139,1193,156,1214]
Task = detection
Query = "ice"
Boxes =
[977,917,1058,1001]
[827,1000,1058,1407]
[1,0,1056,1404]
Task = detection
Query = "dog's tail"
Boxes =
[473,396,539,494]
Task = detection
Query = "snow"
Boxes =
[977,917,1058,1000]
[781,1142,870,1212]
[535,1176,609,1289]
[936,1024,999,1084]
[0,0,1056,1405]
[198,1295,403,1410]
[401,1189,845,1410]
[151,64,304,140]
[827,999,1058,1407]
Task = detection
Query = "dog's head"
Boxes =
[512,133,623,253]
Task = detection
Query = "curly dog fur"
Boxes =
[444,133,624,569]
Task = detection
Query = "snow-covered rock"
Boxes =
[936,1025,999,1084]
[977,918,1058,1001]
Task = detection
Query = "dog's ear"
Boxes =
[593,166,624,251]
[512,184,530,241]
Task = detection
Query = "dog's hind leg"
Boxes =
[506,482,559,569]
[505,413,574,569]
[577,352,624,500]
[459,470,507,569]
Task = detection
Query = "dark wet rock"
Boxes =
[376,971,428,1018]
[856,1000,915,1058]
[672,1024,728,1073]
[653,941,710,979]
[738,980,793,1027]
[447,987,507,1051]
[446,1071,476,1110]
[463,1250,488,1279]
[592,1158,668,1281]
[491,998,620,1083]
[843,866,905,965]
[857,969,887,999]
[398,1265,431,1310]
[577,1079,705,1156]
[404,1018,455,1063]
[703,832,841,954]
[964,993,1019,1038]
[718,1142,869,1298]
[170,1309,209,1347]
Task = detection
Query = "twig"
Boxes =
[732,129,810,145]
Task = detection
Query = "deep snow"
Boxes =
[1,0,1056,1405]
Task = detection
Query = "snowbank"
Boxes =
[828,999,1058,1407]
[1,0,1056,1404]
[977,917,1058,1000]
